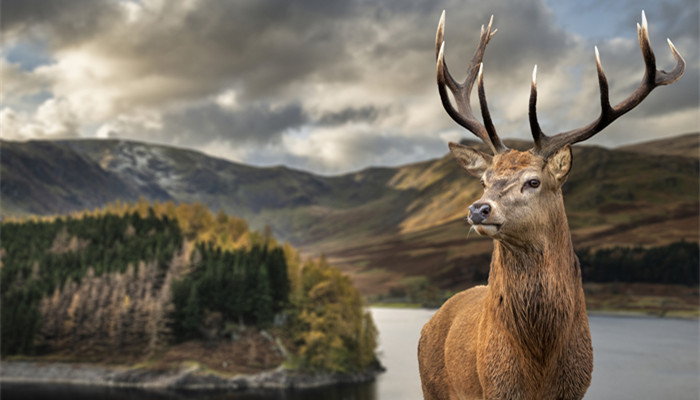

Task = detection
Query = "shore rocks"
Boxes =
[0,361,381,391]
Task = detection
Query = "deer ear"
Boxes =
[449,142,492,177]
[546,145,573,184]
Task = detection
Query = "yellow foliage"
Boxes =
[288,255,378,372]
[10,198,378,371]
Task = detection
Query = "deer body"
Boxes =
[419,149,592,400]
[419,10,684,400]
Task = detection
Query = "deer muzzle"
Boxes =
[468,202,491,225]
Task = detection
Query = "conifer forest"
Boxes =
[1,201,379,373]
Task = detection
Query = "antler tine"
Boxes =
[594,46,612,113]
[534,11,686,159]
[478,63,503,150]
[436,12,507,154]
[436,10,446,60]
[529,65,544,149]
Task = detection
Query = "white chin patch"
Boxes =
[474,224,499,236]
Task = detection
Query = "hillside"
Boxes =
[2,138,410,247]
[1,140,143,215]
[2,134,698,296]
[619,132,699,158]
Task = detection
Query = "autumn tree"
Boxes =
[286,256,379,372]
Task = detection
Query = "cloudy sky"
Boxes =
[2,0,698,175]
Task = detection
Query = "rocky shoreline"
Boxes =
[0,361,382,391]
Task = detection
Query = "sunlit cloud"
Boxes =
[1,0,697,173]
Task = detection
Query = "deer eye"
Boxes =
[527,179,540,188]
[480,179,486,188]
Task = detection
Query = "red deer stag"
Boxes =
[418,11,685,400]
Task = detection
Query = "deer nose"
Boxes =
[468,203,491,224]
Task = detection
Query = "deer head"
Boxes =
[437,11,685,247]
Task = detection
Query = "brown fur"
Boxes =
[491,149,538,173]
[419,147,593,400]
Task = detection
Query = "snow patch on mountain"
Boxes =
[102,141,183,194]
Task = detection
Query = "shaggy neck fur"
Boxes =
[487,192,582,368]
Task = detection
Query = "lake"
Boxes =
[371,308,700,400]
[3,308,699,399]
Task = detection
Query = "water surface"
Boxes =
[372,308,700,400]
[3,308,698,399]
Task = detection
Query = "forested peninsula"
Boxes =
[1,200,381,389]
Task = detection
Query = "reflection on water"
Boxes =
[2,309,699,400]
[372,308,434,399]
[1,382,376,400]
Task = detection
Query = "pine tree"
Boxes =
[181,284,202,339]
[252,264,273,326]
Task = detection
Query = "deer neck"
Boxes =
[490,205,578,284]
[486,199,583,363]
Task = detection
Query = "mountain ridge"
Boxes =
[2,133,698,295]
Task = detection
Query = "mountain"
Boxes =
[2,134,698,295]
[1,140,144,215]
[57,139,406,245]
[619,132,699,158]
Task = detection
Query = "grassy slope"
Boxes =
[318,137,699,296]
[3,134,697,298]
[618,132,699,158]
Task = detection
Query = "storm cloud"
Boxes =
[1,0,697,173]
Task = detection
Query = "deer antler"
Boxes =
[436,11,507,154]
[530,11,686,159]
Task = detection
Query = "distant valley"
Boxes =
[2,133,698,295]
